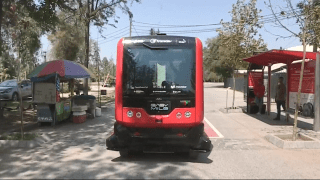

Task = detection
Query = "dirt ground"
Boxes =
[0,95,115,135]
[0,106,37,135]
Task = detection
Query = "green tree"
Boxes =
[0,0,74,57]
[1,1,44,80]
[70,0,140,94]
[218,0,266,108]
[0,0,74,139]
[203,36,233,82]
[101,56,116,83]
[48,10,85,61]
[88,40,101,81]
[267,0,316,139]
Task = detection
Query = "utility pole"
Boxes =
[313,0,318,53]
[315,54,320,131]
[313,0,320,132]
[97,33,101,108]
[129,11,133,37]
[42,51,47,63]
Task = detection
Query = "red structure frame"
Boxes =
[243,49,318,121]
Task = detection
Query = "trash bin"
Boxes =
[73,111,86,123]
[95,107,101,117]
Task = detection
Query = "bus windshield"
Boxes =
[123,46,195,97]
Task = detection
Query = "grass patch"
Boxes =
[0,133,38,140]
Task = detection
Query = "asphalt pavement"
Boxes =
[1,82,320,179]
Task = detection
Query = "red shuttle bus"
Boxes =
[106,35,212,157]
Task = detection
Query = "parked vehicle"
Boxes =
[0,79,32,101]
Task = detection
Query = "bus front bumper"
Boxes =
[106,122,212,153]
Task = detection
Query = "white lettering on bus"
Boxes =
[150,39,172,43]
[123,40,145,44]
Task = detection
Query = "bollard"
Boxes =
[226,87,231,112]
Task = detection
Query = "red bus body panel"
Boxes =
[115,38,124,122]
[115,37,204,128]
[195,38,204,124]
[122,107,197,128]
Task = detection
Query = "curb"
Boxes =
[265,133,320,149]
[0,133,51,149]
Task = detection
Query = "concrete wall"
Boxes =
[224,77,246,93]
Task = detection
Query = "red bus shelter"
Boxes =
[242,49,319,127]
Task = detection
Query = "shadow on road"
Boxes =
[111,151,213,164]
[0,102,206,179]
[244,110,314,130]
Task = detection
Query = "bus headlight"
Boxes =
[185,111,191,118]
[176,112,182,119]
[127,111,133,118]
[136,112,141,118]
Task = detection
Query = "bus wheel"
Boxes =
[119,149,129,157]
[119,149,142,157]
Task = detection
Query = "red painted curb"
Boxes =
[204,120,219,138]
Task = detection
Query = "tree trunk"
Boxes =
[293,36,307,141]
[17,30,24,140]
[0,0,3,57]
[84,18,90,95]
[232,71,236,108]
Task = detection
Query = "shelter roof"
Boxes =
[243,49,318,66]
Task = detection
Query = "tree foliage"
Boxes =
[48,9,85,61]
[0,0,74,80]
[203,37,231,81]
[218,0,267,71]
[203,0,267,82]
[203,0,267,107]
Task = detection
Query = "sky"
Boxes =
[40,0,303,64]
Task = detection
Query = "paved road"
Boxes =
[1,83,320,179]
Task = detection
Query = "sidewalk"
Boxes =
[216,83,320,141]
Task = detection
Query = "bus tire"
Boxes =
[119,149,129,157]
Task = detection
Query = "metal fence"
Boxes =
[224,77,245,93]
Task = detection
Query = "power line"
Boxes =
[134,15,297,28]
[134,27,219,33]
[97,26,130,40]
[133,21,221,27]
[99,32,129,45]
[132,9,301,29]
[97,10,300,42]
[131,16,296,35]
[132,24,139,36]
[98,29,130,43]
